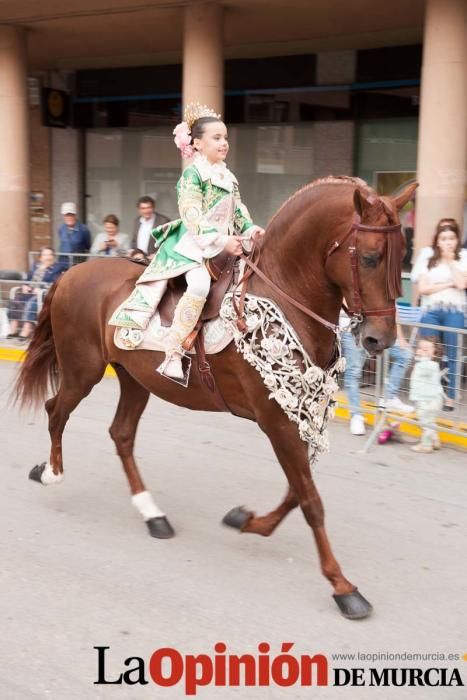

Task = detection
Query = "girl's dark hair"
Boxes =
[191,116,224,144]
[428,218,461,269]
[103,214,119,227]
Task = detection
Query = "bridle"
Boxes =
[325,212,402,327]
[233,211,402,335]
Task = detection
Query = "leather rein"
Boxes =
[233,213,402,334]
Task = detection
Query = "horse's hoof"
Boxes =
[146,516,175,539]
[222,506,253,531]
[29,463,46,484]
[333,589,373,620]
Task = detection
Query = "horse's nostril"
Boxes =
[365,336,379,347]
[363,336,383,354]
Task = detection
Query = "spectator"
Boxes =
[7,247,65,342]
[131,195,169,257]
[90,214,130,256]
[402,194,416,271]
[341,311,414,436]
[411,218,467,410]
[58,202,91,265]
[340,312,367,435]
[409,338,444,453]
[384,320,414,413]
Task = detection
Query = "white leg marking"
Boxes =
[41,462,64,485]
[131,491,165,520]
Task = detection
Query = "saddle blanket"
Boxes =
[113,313,233,355]
[112,259,248,355]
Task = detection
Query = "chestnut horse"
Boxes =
[15,177,417,618]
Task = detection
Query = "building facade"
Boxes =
[0,0,465,270]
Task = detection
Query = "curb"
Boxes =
[0,346,116,377]
[1,345,465,448]
[335,393,467,449]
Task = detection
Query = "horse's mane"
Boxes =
[267,175,374,231]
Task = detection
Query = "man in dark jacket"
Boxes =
[131,195,169,257]
[58,202,91,265]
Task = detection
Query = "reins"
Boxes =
[233,213,402,334]
[233,246,338,333]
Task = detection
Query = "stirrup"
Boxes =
[118,328,144,349]
[157,352,191,387]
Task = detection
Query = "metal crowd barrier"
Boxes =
[0,279,52,339]
[337,320,466,451]
[27,251,130,269]
[1,250,140,339]
[2,256,466,452]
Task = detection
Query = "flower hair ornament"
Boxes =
[173,103,222,158]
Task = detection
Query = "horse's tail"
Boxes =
[14,278,61,410]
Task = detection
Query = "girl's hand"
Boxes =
[223,236,243,256]
[253,227,265,242]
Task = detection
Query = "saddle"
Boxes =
[159,250,239,342]
[132,250,239,405]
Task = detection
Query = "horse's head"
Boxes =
[326,181,418,354]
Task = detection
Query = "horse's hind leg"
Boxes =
[108,365,174,539]
[223,487,298,537]
[29,362,106,485]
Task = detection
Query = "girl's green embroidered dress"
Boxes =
[109,154,259,330]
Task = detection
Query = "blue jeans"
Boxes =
[387,342,413,399]
[341,331,367,416]
[23,295,38,323]
[420,308,465,399]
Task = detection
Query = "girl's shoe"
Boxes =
[6,332,19,339]
[432,438,441,450]
[157,353,184,380]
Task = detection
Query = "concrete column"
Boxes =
[415,0,467,253]
[182,2,223,119]
[0,26,29,271]
[51,128,80,247]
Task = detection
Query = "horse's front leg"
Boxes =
[224,381,372,619]
[266,417,372,619]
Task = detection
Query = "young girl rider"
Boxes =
[109,103,264,379]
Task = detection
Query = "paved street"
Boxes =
[1,361,466,699]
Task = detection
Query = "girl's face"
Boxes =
[416,339,435,360]
[194,121,229,164]
[437,230,458,256]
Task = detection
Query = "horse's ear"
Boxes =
[391,181,419,211]
[353,188,375,218]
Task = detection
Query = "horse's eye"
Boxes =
[361,254,381,268]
